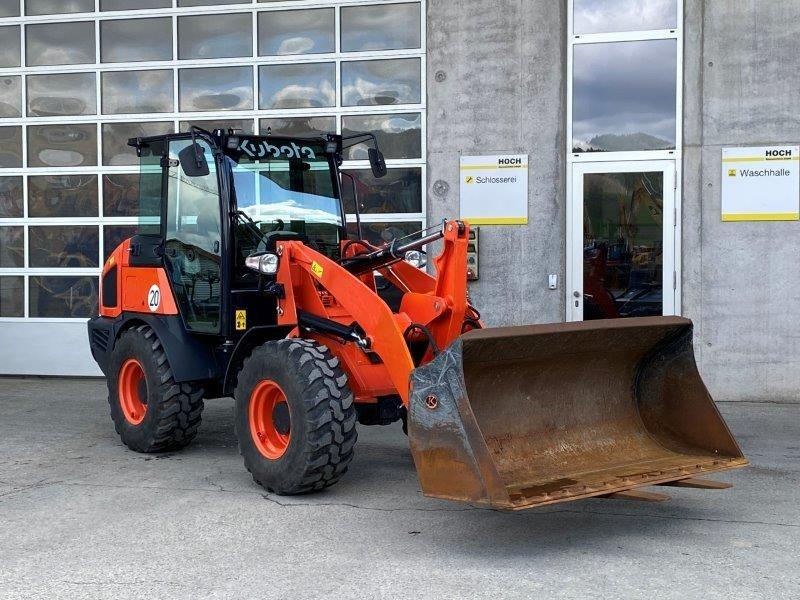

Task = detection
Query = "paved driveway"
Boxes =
[0,378,798,599]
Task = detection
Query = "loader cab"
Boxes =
[129,129,350,340]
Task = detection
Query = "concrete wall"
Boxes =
[426,0,567,327]
[683,0,800,402]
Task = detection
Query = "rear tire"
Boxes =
[234,339,357,495]
[108,324,204,453]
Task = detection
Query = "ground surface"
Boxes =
[0,378,797,600]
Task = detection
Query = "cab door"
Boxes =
[163,138,223,334]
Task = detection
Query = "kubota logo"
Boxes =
[239,139,317,160]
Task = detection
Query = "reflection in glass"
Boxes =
[102,70,174,114]
[180,67,253,112]
[0,127,22,168]
[258,9,334,56]
[102,121,173,166]
[342,113,421,160]
[101,18,173,63]
[104,225,138,262]
[29,226,99,268]
[583,172,664,320]
[28,175,98,218]
[348,221,422,246]
[0,26,20,68]
[103,174,140,218]
[342,169,422,215]
[25,0,94,15]
[179,14,253,59]
[259,116,335,138]
[0,76,21,118]
[0,177,23,218]
[0,277,23,318]
[259,63,335,109]
[30,276,98,318]
[180,119,255,135]
[28,124,97,168]
[136,139,165,236]
[342,59,421,106]
[341,3,421,52]
[26,22,95,66]
[573,40,676,152]
[0,1,20,17]
[574,0,677,34]
[27,73,96,117]
[0,227,23,268]
[101,0,170,10]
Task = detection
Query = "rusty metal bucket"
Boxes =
[408,317,748,510]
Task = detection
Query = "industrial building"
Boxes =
[0,0,796,403]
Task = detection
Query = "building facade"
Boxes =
[0,0,797,403]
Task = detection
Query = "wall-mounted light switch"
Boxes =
[548,274,558,290]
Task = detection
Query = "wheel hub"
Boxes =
[118,358,148,425]
[249,380,291,460]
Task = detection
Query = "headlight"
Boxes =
[404,250,426,269]
[245,252,279,275]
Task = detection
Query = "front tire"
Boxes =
[234,339,357,495]
[108,324,204,453]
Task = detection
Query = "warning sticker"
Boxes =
[311,261,324,278]
[235,310,247,331]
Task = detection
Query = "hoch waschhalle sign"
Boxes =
[721,146,800,221]
[460,154,528,225]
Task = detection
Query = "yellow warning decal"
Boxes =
[311,261,324,278]
[728,169,737,177]
[235,310,247,331]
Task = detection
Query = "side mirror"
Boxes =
[368,148,388,179]
[178,143,210,178]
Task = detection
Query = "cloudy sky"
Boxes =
[573,39,677,147]
[574,0,677,34]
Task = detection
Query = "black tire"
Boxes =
[234,339,358,495]
[108,324,204,453]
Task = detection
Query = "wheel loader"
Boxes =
[87,127,747,510]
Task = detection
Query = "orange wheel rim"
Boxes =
[118,358,147,425]
[249,380,291,460]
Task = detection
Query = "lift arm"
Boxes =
[273,220,472,407]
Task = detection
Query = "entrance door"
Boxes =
[569,161,676,322]
[164,138,223,334]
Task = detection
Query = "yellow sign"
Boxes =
[728,169,737,177]
[311,261,324,278]
[465,176,474,184]
[235,310,247,331]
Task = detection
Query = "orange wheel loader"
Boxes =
[87,128,747,510]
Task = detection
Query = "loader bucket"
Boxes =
[407,317,747,510]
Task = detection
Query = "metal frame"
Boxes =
[565,0,684,321]
[569,159,677,322]
[0,0,427,324]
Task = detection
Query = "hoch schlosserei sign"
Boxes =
[460,154,529,225]
[721,146,800,222]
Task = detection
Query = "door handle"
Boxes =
[573,291,581,298]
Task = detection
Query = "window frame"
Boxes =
[0,0,426,323]
[566,0,684,319]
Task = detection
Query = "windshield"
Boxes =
[227,138,342,252]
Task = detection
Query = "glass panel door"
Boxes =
[569,160,675,321]
[164,138,223,334]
